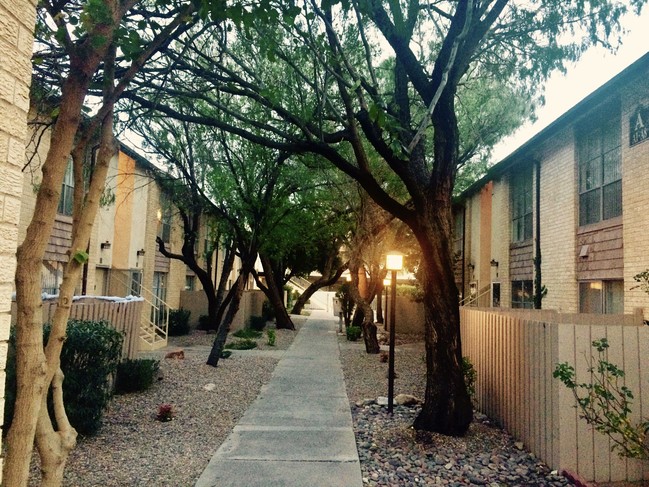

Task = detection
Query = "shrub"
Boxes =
[115,358,160,394]
[248,315,267,331]
[396,284,424,302]
[346,326,362,341]
[267,329,276,347]
[554,338,649,460]
[462,357,477,402]
[168,308,191,336]
[261,299,275,321]
[224,339,258,350]
[220,350,233,359]
[197,314,215,331]
[5,320,124,436]
[233,328,263,339]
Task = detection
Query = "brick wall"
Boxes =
[0,0,36,477]
[621,76,649,316]
[538,132,579,312]
[491,177,510,306]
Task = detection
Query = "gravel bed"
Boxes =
[339,332,572,487]
[27,316,306,486]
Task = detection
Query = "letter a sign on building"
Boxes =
[630,106,649,146]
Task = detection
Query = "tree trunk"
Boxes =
[259,253,294,330]
[291,262,347,315]
[206,271,248,366]
[347,266,380,354]
[4,68,107,485]
[412,203,473,435]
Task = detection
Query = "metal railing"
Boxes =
[110,269,169,350]
[459,284,491,307]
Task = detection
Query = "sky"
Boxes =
[491,8,649,162]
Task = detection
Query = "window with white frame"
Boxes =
[510,169,533,243]
[577,111,622,226]
[57,159,74,216]
[579,280,624,314]
[511,280,533,309]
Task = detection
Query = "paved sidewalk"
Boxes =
[195,310,363,487]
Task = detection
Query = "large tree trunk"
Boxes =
[206,270,248,366]
[259,253,294,330]
[411,196,473,435]
[291,260,347,315]
[4,67,109,485]
[347,264,380,354]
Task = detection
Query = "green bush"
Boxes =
[267,329,276,347]
[233,328,263,339]
[224,339,258,350]
[4,320,125,437]
[115,358,160,394]
[220,350,233,359]
[248,315,267,331]
[261,299,275,321]
[168,308,191,336]
[462,356,477,402]
[346,326,362,341]
[396,284,424,302]
[197,314,215,331]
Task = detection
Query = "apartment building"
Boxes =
[457,52,649,318]
[16,127,236,348]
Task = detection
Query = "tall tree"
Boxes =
[7,0,198,482]
[123,0,645,435]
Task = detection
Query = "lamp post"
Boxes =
[385,252,403,414]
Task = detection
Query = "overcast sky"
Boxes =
[491,8,649,162]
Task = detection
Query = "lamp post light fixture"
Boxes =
[385,251,403,414]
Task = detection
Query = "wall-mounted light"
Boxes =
[490,259,499,268]
[156,208,162,221]
[100,241,111,250]
[467,262,475,273]
[137,249,146,256]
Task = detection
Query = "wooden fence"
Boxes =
[460,307,649,483]
[42,297,143,360]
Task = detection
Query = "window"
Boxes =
[42,262,63,295]
[579,280,624,314]
[492,282,501,308]
[510,169,533,243]
[157,198,172,243]
[151,272,168,324]
[185,275,196,291]
[452,211,464,257]
[130,271,142,296]
[578,113,622,226]
[511,280,533,309]
[58,159,74,216]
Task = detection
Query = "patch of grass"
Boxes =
[224,339,258,350]
[233,328,263,339]
[267,329,276,346]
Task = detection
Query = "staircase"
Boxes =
[109,270,169,351]
[460,284,491,308]
[288,276,331,312]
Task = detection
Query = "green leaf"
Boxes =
[73,250,89,264]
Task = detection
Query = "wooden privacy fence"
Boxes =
[42,297,143,360]
[460,307,649,483]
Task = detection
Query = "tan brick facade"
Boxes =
[0,0,36,476]
[461,54,649,317]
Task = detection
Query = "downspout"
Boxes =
[534,159,542,309]
[461,204,467,303]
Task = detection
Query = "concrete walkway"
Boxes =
[195,310,363,487]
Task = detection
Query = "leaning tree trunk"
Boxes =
[347,266,380,354]
[291,262,347,315]
[412,201,473,436]
[259,253,294,330]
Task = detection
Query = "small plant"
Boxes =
[554,338,649,460]
[233,328,263,339]
[462,357,477,403]
[220,350,233,359]
[157,404,175,422]
[248,315,267,331]
[346,326,362,341]
[632,269,649,294]
[168,308,191,336]
[224,339,258,350]
[267,329,276,347]
[115,358,160,394]
[261,300,275,321]
[197,314,214,331]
